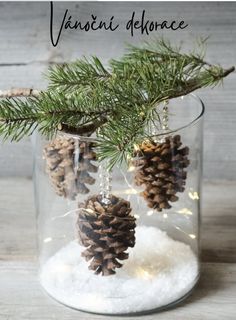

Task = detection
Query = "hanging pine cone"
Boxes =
[77,195,136,276]
[134,135,190,212]
[43,136,97,200]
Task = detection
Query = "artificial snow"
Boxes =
[40,226,198,314]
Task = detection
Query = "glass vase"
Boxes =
[33,94,204,315]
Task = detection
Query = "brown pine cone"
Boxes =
[43,136,97,200]
[134,135,190,212]
[77,195,136,276]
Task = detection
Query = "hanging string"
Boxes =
[154,100,169,143]
[162,100,169,132]
[156,101,169,143]
[96,127,112,205]
[148,100,169,143]
[99,160,112,205]
[73,137,80,173]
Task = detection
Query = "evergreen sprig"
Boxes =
[0,38,234,167]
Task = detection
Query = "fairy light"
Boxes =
[133,143,140,152]
[134,214,140,219]
[124,189,138,195]
[126,154,132,161]
[136,267,152,280]
[51,209,79,221]
[177,208,193,215]
[120,169,139,195]
[43,235,67,243]
[53,263,72,275]
[112,189,139,196]
[175,226,196,240]
[128,165,136,172]
[163,213,168,219]
[147,210,154,216]
[188,191,199,200]
[84,208,94,214]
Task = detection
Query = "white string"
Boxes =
[99,160,112,205]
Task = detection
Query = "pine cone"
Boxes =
[77,195,136,276]
[43,137,97,200]
[134,135,190,211]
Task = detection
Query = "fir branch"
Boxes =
[0,92,112,139]
[96,102,158,169]
[97,115,147,169]
[47,57,111,94]
[0,98,39,141]
[0,38,234,168]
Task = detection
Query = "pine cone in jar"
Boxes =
[43,136,98,200]
[134,135,190,212]
[77,194,136,276]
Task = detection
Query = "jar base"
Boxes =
[40,226,199,315]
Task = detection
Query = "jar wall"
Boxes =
[33,94,203,315]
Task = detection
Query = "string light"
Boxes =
[124,189,138,195]
[51,209,79,221]
[126,154,132,161]
[177,208,193,215]
[120,169,139,194]
[174,226,196,240]
[53,263,72,275]
[136,267,152,280]
[84,208,94,214]
[188,190,199,200]
[43,235,67,243]
[128,165,136,172]
[112,189,138,196]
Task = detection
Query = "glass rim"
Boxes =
[58,93,205,142]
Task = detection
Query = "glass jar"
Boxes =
[33,94,204,315]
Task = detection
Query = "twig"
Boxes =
[221,66,235,77]
[0,88,41,98]
[60,117,108,136]
[159,66,235,102]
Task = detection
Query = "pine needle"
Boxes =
[0,38,234,168]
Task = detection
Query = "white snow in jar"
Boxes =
[40,226,199,314]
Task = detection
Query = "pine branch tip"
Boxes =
[222,66,235,77]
